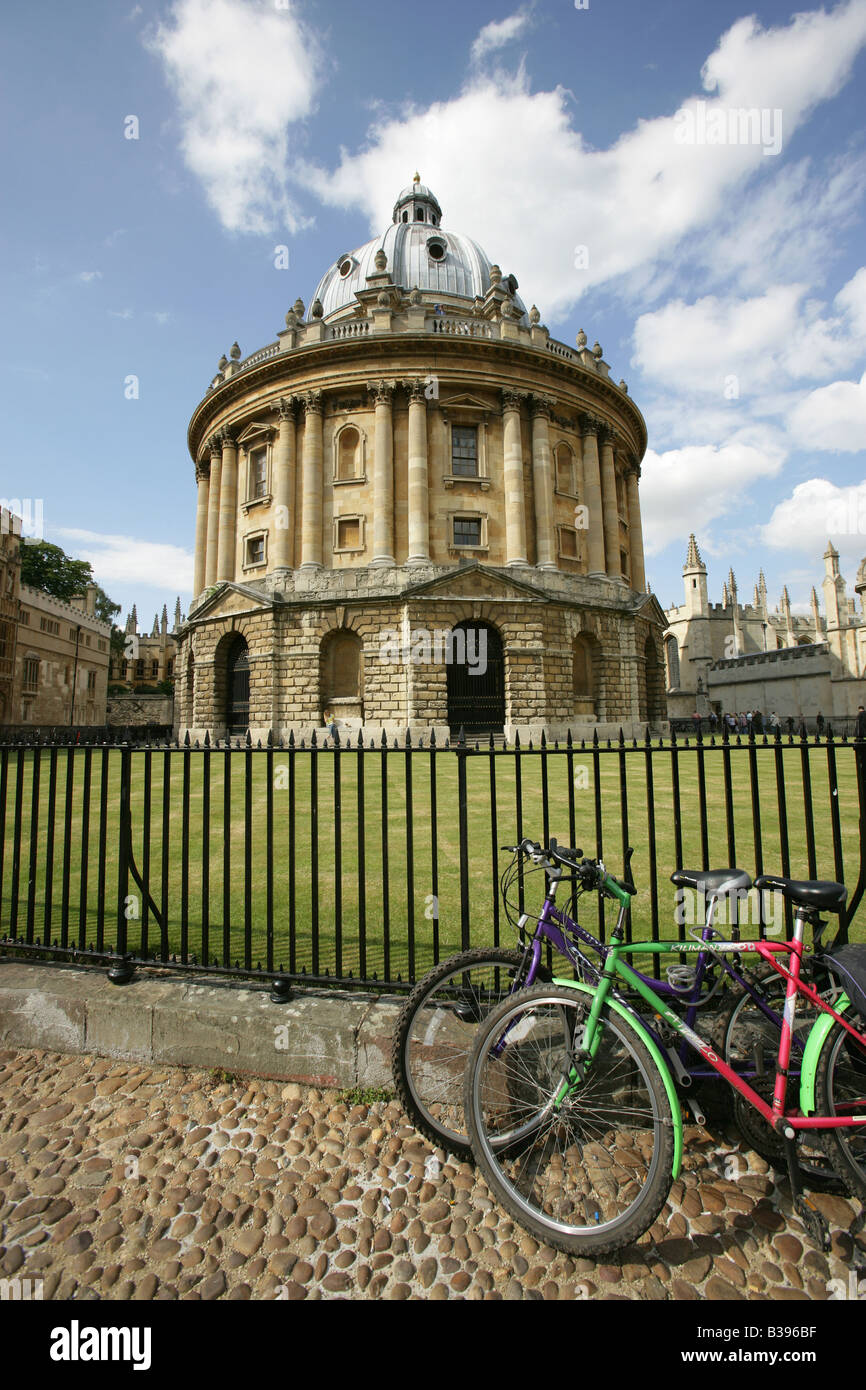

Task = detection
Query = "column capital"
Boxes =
[195,459,211,483]
[367,378,397,405]
[530,393,555,418]
[598,423,619,448]
[208,434,223,459]
[402,378,428,405]
[278,395,297,421]
[219,426,237,451]
[579,412,603,437]
[501,388,527,412]
[624,459,641,480]
[301,389,323,416]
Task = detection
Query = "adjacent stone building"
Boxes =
[178,178,666,742]
[14,584,111,727]
[0,511,21,724]
[109,601,183,689]
[664,535,866,722]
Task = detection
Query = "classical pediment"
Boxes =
[405,564,547,604]
[188,581,278,622]
[636,591,668,628]
[236,419,277,443]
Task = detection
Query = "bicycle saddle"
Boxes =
[753,875,847,913]
[670,868,751,896]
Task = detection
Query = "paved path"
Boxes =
[0,1047,863,1301]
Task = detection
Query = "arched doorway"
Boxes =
[446,620,504,736]
[226,636,250,734]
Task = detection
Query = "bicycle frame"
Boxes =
[525,864,795,1083]
[568,895,866,1137]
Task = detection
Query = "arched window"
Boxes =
[337,426,361,480]
[665,636,680,690]
[226,637,250,734]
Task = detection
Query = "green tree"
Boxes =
[20,541,120,623]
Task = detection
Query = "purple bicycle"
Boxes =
[392,838,829,1169]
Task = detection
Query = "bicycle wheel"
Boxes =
[712,962,838,1183]
[815,1009,866,1202]
[391,947,549,1159]
[464,983,676,1255]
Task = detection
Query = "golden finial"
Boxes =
[413,170,420,183]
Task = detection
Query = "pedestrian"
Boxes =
[770,710,781,733]
[739,712,747,734]
[856,705,866,739]
[752,708,763,735]
[324,707,339,742]
[709,710,718,733]
[816,710,825,736]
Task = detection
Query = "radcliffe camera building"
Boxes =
[178,178,666,743]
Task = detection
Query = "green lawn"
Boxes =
[0,740,862,985]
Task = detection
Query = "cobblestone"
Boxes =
[0,1047,862,1300]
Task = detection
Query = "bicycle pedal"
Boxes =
[794,1194,831,1252]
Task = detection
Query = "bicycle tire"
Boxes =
[712,961,842,1187]
[464,983,676,1255]
[815,1008,866,1202]
[391,946,550,1159]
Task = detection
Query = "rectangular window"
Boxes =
[40,616,59,635]
[87,670,96,693]
[23,657,39,692]
[136,659,144,677]
[246,536,265,566]
[336,518,361,551]
[451,425,478,477]
[453,517,482,547]
[19,611,29,625]
[249,447,267,499]
[560,529,578,559]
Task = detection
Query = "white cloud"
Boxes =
[305,2,866,320]
[632,270,866,397]
[77,270,102,283]
[789,370,866,452]
[761,478,866,557]
[146,0,323,235]
[470,10,532,65]
[640,436,786,558]
[54,528,193,592]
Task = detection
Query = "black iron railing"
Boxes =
[0,725,863,992]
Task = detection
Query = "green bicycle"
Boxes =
[463,851,866,1255]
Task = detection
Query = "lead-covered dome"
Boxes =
[311,175,528,323]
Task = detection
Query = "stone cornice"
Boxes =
[188,335,648,463]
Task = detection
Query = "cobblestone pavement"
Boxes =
[0,1047,863,1301]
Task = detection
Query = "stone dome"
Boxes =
[310,175,529,324]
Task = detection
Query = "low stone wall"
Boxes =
[107,693,174,727]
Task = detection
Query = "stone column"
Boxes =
[193,460,210,598]
[272,396,296,571]
[299,390,323,569]
[530,394,556,570]
[204,435,222,587]
[368,379,396,566]
[216,431,238,583]
[625,465,646,593]
[502,390,528,566]
[599,426,623,581]
[404,380,429,564]
[579,415,606,577]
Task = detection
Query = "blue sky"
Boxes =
[2,0,865,630]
